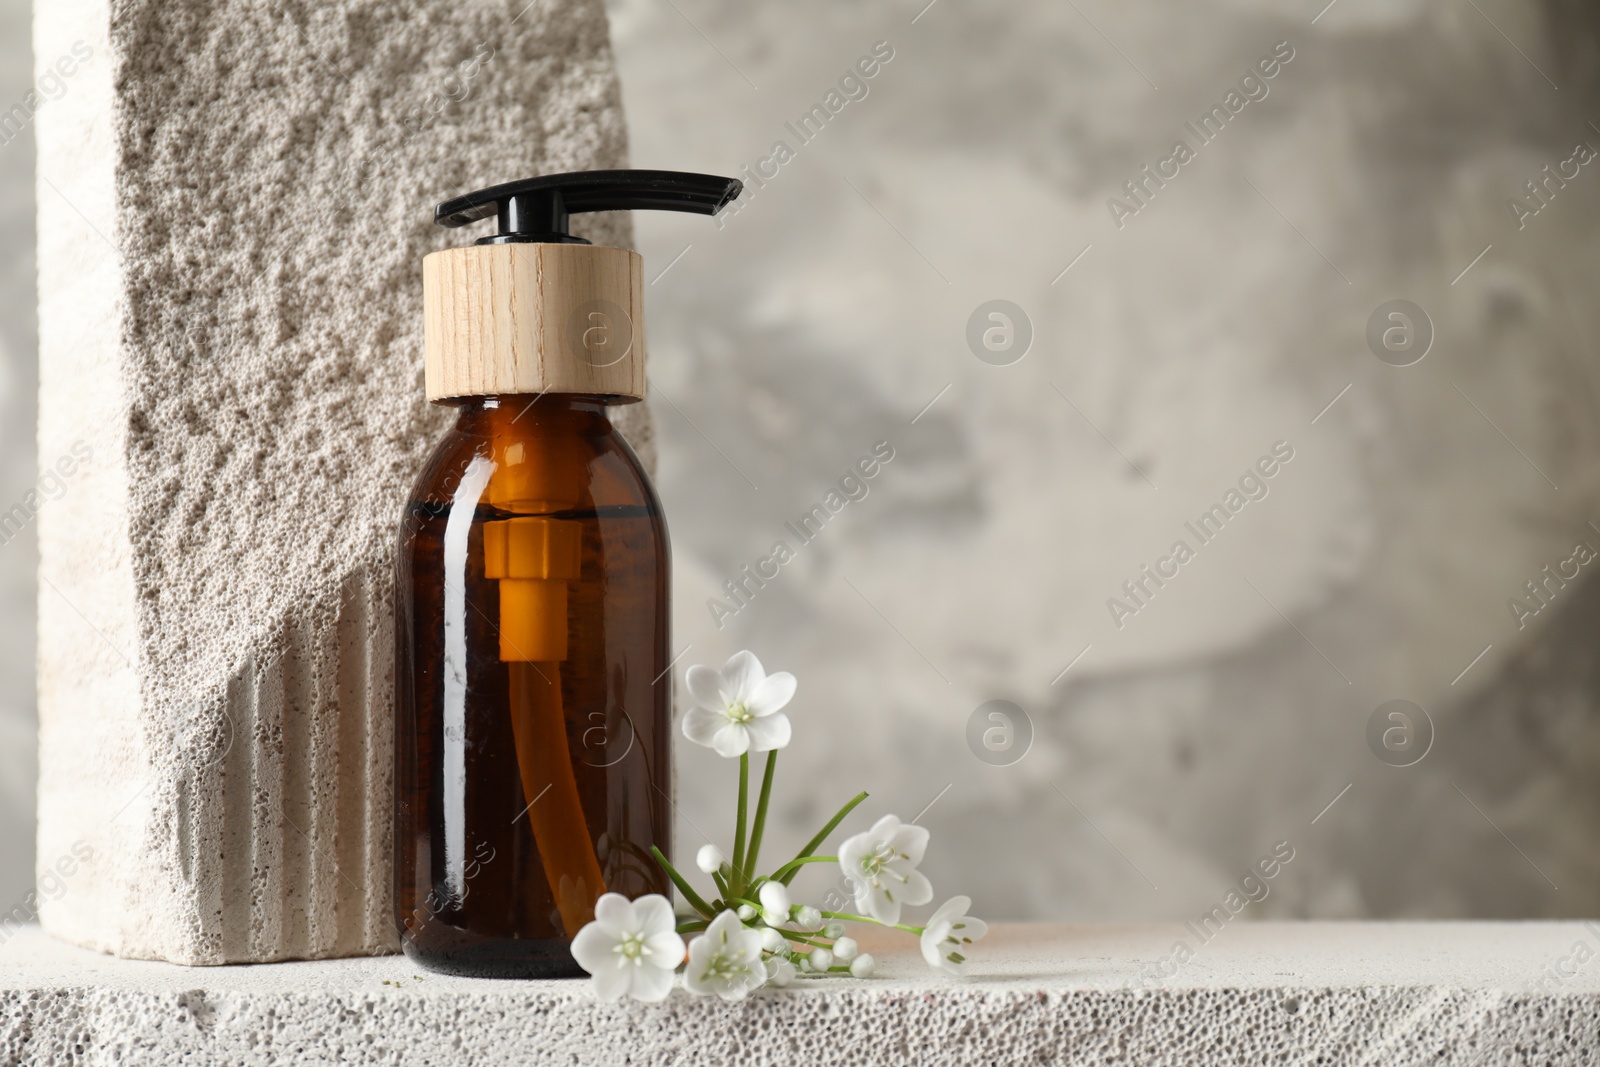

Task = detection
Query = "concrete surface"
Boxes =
[0,922,1596,1065]
[32,0,644,963]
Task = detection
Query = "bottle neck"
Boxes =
[448,394,615,437]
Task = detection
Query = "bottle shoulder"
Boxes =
[406,404,661,516]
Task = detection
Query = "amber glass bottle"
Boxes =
[395,395,671,977]
[394,171,739,978]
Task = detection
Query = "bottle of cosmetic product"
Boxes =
[395,170,741,977]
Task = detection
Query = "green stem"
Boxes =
[730,754,750,896]
[743,751,779,883]
[769,854,837,884]
[819,909,923,935]
[651,846,715,918]
[779,791,869,886]
[784,934,833,949]
[711,869,731,901]
[676,919,710,934]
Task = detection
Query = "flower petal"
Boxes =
[682,947,717,996]
[682,706,728,749]
[717,966,764,1002]
[863,885,899,925]
[745,671,796,717]
[868,814,904,841]
[743,712,791,753]
[591,892,635,937]
[590,959,633,1001]
[931,896,970,927]
[632,894,678,939]
[570,923,620,977]
[837,831,874,870]
[851,883,876,917]
[629,963,677,1002]
[702,908,746,942]
[720,650,766,705]
[710,722,751,758]
[645,930,687,966]
[891,822,930,866]
[901,869,934,908]
[685,664,725,710]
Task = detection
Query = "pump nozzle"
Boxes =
[424,169,742,402]
[436,170,744,245]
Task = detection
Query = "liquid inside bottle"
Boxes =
[394,395,672,978]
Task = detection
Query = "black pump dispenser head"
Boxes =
[436,169,744,245]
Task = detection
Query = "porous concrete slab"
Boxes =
[34,0,646,964]
[1,923,1596,1065]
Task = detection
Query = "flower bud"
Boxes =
[809,947,833,971]
[695,844,725,874]
[823,923,845,939]
[766,957,796,986]
[832,936,858,961]
[849,953,875,978]
[795,905,822,929]
[758,880,791,914]
[736,904,757,921]
[760,927,787,954]
[758,881,792,925]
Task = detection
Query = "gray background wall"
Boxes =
[6,0,1600,927]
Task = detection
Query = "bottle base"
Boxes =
[401,934,587,979]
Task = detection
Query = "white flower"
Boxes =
[683,651,796,758]
[920,896,987,976]
[838,814,933,925]
[758,881,792,925]
[683,910,767,1002]
[849,952,876,978]
[831,936,858,962]
[766,957,796,986]
[570,893,685,1003]
[695,844,726,874]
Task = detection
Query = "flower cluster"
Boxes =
[571,650,987,1001]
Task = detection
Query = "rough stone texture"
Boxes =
[0,922,1596,1065]
[34,0,647,963]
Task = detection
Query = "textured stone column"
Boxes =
[34,0,647,964]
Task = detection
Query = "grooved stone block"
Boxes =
[0,923,1596,1065]
[34,0,648,963]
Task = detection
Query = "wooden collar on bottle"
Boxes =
[423,243,646,402]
